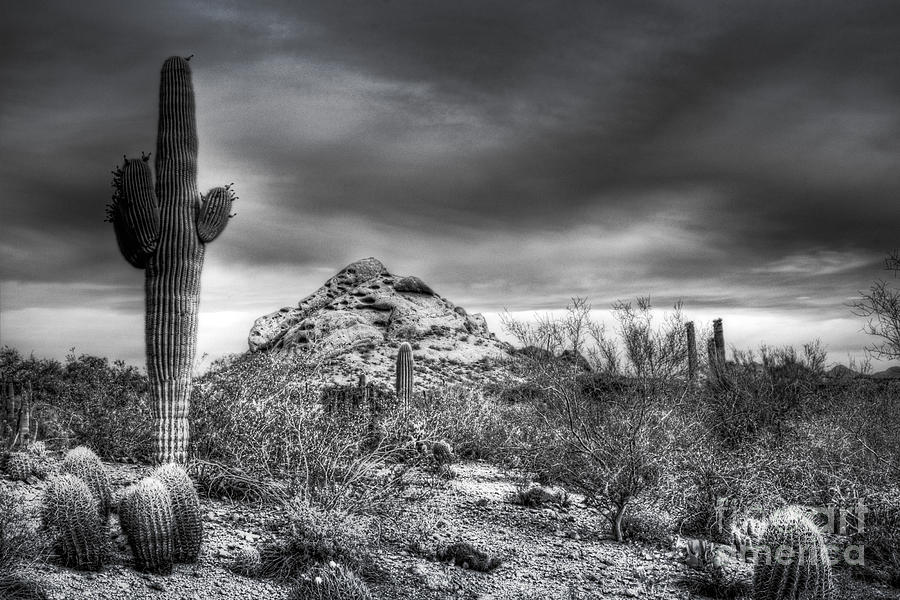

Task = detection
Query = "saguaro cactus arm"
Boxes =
[196,186,234,243]
[109,158,160,269]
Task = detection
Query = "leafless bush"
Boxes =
[701,341,828,448]
[503,297,691,541]
[850,249,900,360]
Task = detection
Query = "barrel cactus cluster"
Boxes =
[119,463,203,574]
[752,507,835,600]
[35,445,202,574]
[107,55,235,464]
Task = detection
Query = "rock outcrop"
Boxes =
[248,258,514,388]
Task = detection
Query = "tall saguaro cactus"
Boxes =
[108,56,234,463]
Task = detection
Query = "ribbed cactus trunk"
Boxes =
[395,342,414,407]
[685,321,697,382]
[109,57,234,463]
[713,318,726,370]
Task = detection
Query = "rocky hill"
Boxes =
[248,258,516,389]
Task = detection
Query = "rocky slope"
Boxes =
[248,258,516,389]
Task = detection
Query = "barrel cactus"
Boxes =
[107,56,235,464]
[395,342,414,405]
[229,546,261,577]
[752,507,835,600]
[62,446,112,518]
[41,474,105,570]
[432,440,455,465]
[119,477,175,574]
[5,452,30,482]
[26,441,47,456]
[151,462,202,562]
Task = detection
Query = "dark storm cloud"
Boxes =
[1,0,899,363]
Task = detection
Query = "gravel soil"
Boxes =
[6,457,900,600]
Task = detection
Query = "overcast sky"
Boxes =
[1,1,898,369]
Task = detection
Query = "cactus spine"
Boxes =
[151,463,202,562]
[108,56,235,464]
[41,474,105,570]
[395,342,414,406]
[119,477,175,574]
[752,507,834,600]
[62,446,112,518]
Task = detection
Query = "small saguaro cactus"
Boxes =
[119,477,175,574]
[395,342,414,406]
[151,462,202,562]
[41,474,106,571]
[107,56,235,464]
[752,507,835,600]
[62,446,112,518]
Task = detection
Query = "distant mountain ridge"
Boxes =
[827,364,900,380]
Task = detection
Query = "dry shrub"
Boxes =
[376,385,532,464]
[620,505,674,546]
[191,351,409,512]
[0,487,38,571]
[849,487,900,586]
[508,484,570,509]
[187,459,288,504]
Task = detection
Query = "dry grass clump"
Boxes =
[258,498,377,582]
[0,487,38,571]
[289,562,373,600]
